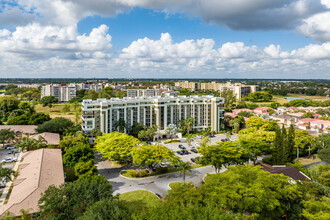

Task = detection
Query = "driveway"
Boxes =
[95,152,220,197]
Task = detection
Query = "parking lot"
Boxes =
[162,133,238,164]
[0,145,19,166]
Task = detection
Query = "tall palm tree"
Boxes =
[178,162,192,184]
[114,119,128,133]
[185,117,194,134]
[186,134,192,147]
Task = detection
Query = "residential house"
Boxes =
[29,132,60,147]
[0,149,64,217]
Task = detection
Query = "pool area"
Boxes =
[285,97,308,101]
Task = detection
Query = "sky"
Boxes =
[1,0,330,79]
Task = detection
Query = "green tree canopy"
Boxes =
[318,148,330,164]
[74,160,98,177]
[17,136,47,151]
[132,144,177,169]
[199,141,246,173]
[246,91,273,102]
[95,132,140,163]
[63,143,94,168]
[77,197,129,220]
[38,180,114,220]
[28,113,51,125]
[0,163,15,184]
[315,133,330,150]
[39,96,58,107]
[36,117,74,134]
[0,129,15,147]
[201,165,300,218]
[59,133,89,152]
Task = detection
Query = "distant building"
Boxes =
[82,95,224,134]
[126,89,161,98]
[174,81,257,100]
[174,81,200,91]
[41,83,103,102]
[0,149,64,217]
[41,84,76,102]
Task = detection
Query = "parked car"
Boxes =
[159,162,167,168]
[178,145,186,150]
[5,146,15,150]
[182,149,190,155]
[190,158,196,163]
[0,183,5,188]
[191,149,198,153]
[1,157,16,163]
[176,151,184,155]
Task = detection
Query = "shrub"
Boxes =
[129,170,137,177]
[262,157,274,165]
[157,167,168,174]
[164,140,181,144]
[129,170,150,178]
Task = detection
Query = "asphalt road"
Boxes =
[95,134,238,197]
[96,155,219,197]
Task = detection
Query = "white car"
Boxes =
[159,162,167,168]
[1,158,17,163]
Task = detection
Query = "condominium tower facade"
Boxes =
[81,95,224,134]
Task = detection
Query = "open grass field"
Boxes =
[119,190,161,213]
[35,104,81,123]
[297,154,321,166]
[273,94,330,104]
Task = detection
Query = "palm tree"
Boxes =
[186,134,192,147]
[19,209,32,220]
[178,162,192,184]
[114,119,128,133]
[185,117,194,134]
[199,136,210,148]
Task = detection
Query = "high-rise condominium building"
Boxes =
[81,95,224,134]
[41,83,103,102]
[175,81,257,100]
[41,84,76,102]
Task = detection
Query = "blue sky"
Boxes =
[0,0,330,79]
[78,8,315,51]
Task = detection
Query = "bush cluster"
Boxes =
[164,139,181,144]
[129,170,150,178]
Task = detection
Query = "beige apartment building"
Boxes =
[175,81,257,100]
[81,95,224,134]
[126,89,161,97]
[175,81,200,91]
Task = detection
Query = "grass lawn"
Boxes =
[35,104,81,123]
[297,154,321,166]
[273,94,330,105]
[119,190,161,213]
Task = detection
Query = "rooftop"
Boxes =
[29,132,60,146]
[0,149,64,217]
[0,125,37,134]
[260,163,310,181]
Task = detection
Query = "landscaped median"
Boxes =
[120,164,204,179]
